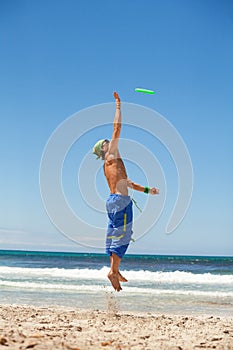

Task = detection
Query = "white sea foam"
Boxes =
[1,280,233,299]
[0,266,233,285]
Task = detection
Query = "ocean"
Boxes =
[0,250,233,317]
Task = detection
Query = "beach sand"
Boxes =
[0,304,232,350]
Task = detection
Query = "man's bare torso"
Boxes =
[104,154,128,196]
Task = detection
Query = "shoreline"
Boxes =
[0,304,232,349]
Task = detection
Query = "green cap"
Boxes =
[93,139,105,159]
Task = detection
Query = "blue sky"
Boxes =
[0,0,232,256]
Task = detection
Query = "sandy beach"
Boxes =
[0,305,232,350]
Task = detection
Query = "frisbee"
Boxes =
[135,87,155,94]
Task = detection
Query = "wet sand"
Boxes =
[0,304,232,349]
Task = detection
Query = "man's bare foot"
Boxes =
[108,271,122,292]
[118,271,128,282]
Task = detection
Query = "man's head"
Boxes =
[93,139,110,160]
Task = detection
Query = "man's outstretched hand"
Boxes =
[150,187,160,195]
[113,91,121,103]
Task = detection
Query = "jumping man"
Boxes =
[93,92,159,291]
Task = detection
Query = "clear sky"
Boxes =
[0,0,232,256]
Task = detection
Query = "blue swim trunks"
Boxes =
[106,194,133,259]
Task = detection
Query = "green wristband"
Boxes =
[144,186,150,194]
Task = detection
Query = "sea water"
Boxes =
[0,250,233,316]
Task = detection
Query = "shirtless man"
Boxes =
[93,92,159,291]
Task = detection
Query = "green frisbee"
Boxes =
[135,87,155,94]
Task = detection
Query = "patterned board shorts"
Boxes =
[106,194,133,259]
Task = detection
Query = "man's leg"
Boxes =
[109,254,128,283]
[108,253,122,292]
[117,201,133,284]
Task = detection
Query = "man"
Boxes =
[93,92,159,291]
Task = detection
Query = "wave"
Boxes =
[1,280,233,299]
[0,266,233,285]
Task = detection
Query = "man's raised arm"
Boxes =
[108,92,122,155]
